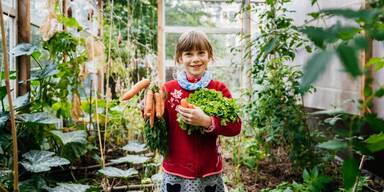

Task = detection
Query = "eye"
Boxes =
[184,52,192,56]
[198,51,206,55]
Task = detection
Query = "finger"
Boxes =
[178,106,193,114]
[180,111,193,120]
[181,115,191,123]
[177,108,193,118]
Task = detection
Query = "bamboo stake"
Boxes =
[103,0,114,159]
[0,2,19,191]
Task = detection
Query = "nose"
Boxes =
[192,54,200,63]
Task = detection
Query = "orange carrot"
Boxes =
[150,101,155,128]
[122,79,151,100]
[144,90,153,118]
[154,92,162,118]
[187,103,195,109]
[159,89,165,116]
[180,98,188,108]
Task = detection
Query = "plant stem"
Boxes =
[0,2,19,191]
[352,155,366,192]
[31,55,42,69]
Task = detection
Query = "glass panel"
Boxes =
[165,32,242,63]
[3,0,15,8]
[31,0,49,26]
[165,0,241,27]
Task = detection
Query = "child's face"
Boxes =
[179,49,210,78]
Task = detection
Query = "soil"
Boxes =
[222,148,384,192]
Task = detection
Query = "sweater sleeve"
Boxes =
[210,82,242,136]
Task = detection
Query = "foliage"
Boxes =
[81,98,144,146]
[109,155,149,164]
[122,141,146,153]
[144,118,168,156]
[301,1,384,190]
[20,150,70,173]
[43,183,91,192]
[103,0,156,93]
[98,167,138,178]
[19,175,47,192]
[178,88,240,135]
[104,0,157,56]
[245,0,320,170]
[50,130,88,161]
[300,6,384,90]
[261,167,330,192]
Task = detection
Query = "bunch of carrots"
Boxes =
[121,79,165,127]
[121,78,168,155]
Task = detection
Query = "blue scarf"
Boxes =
[177,71,212,91]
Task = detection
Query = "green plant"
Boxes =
[245,0,320,170]
[261,167,330,192]
[300,1,384,190]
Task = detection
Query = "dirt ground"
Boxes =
[222,149,384,192]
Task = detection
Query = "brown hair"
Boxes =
[175,31,214,64]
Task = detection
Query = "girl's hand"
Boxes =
[176,105,212,128]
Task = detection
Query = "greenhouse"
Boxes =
[0,0,384,191]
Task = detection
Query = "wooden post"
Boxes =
[16,0,31,96]
[0,2,19,191]
[157,0,165,82]
[242,0,252,92]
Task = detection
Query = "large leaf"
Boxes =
[0,169,12,178]
[50,130,87,145]
[19,175,47,192]
[364,113,384,132]
[61,142,88,161]
[31,63,58,80]
[10,43,39,57]
[0,134,11,154]
[342,157,359,190]
[336,44,361,77]
[317,139,347,150]
[21,150,70,173]
[0,86,6,101]
[300,50,334,92]
[98,167,138,178]
[122,141,146,153]
[17,112,60,124]
[322,9,382,24]
[44,183,90,192]
[364,133,384,153]
[0,112,9,130]
[110,155,149,165]
[14,93,30,110]
[300,26,335,48]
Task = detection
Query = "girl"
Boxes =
[160,31,242,192]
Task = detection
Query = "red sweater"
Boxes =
[162,79,242,179]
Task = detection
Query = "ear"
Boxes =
[177,57,183,64]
